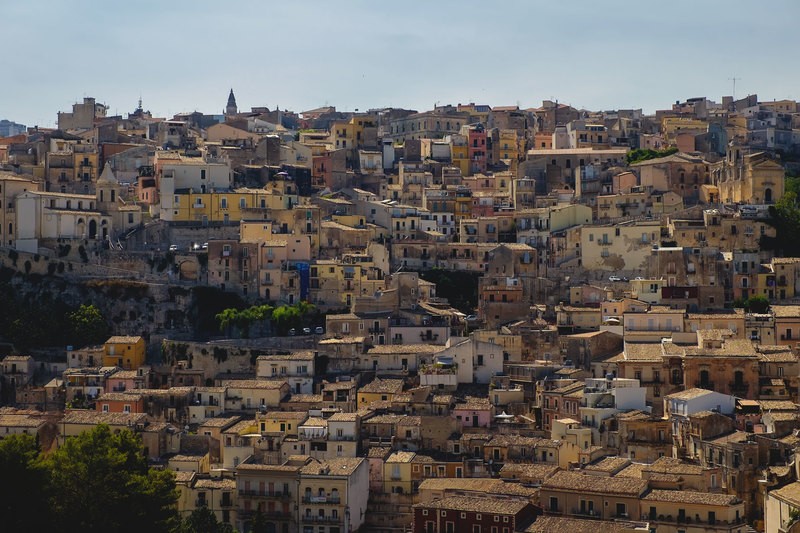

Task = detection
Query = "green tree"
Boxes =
[67,304,110,347]
[43,424,178,533]
[179,507,235,533]
[216,304,274,338]
[747,294,771,313]
[764,191,800,256]
[0,434,49,533]
[216,307,241,337]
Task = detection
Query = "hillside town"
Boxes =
[4,91,800,533]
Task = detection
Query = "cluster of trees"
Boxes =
[625,147,678,165]
[1,425,241,533]
[764,191,800,256]
[215,301,317,337]
[732,294,770,313]
[0,279,110,351]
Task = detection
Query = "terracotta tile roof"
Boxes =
[644,457,704,476]
[62,411,147,425]
[770,481,800,507]
[584,456,631,474]
[300,457,364,476]
[643,489,740,506]
[542,470,647,496]
[525,516,642,533]
[359,378,404,394]
[415,495,529,515]
[772,305,800,318]
[665,388,714,400]
[623,342,664,362]
[105,335,143,344]
[221,379,287,389]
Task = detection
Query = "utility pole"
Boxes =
[729,76,741,101]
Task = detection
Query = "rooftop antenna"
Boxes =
[729,76,741,100]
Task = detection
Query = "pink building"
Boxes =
[467,125,488,174]
[104,369,145,393]
[452,399,493,429]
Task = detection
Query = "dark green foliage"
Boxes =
[67,304,110,348]
[8,249,18,265]
[178,507,234,533]
[216,305,270,338]
[417,269,480,314]
[48,262,57,275]
[0,434,49,533]
[58,244,71,257]
[78,245,88,263]
[626,147,678,165]
[189,287,246,339]
[763,192,800,256]
[43,425,179,533]
[24,260,31,274]
[213,346,228,362]
[732,294,770,313]
[0,427,178,533]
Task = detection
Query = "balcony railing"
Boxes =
[695,381,715,390]
[302,515,343,524]
[239,489,292,500]
[729,382,749,394]
[302,496,341,504]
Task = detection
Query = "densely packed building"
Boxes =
[3,91,800,532]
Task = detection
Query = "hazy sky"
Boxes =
[3,0,799,127]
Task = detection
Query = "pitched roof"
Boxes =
[541,470,648,496]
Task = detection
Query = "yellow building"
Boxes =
[357,378,404,406]
[329,115,376,151]
[163,188,274,223]
[449,134,470,176]
[712,148,784,205]
[175,472,237,527]
[299,457,369,532]
[383,451,415,495]
[257,411,308,437]
[310,253,384,310]
[103,335,146,370]
[661,117,708,146]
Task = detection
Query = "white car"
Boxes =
[608,275,622,282]
[168,245,178,252]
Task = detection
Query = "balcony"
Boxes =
[239,490,292,500]
[195,499,208,507]
[303,496,341,504]
[368,327,386,334]
[729,382,749,395]
[301,515,343,524]
[695,381,715,391]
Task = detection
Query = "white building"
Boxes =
[255,353,315,395]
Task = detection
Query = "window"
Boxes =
[221,198,228,209]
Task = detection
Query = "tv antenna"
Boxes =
[728,76,741,100]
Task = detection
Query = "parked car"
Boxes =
[191,243,201,251]
[288,328,296,336]
[303,327,311,335]
[201,242,208,250]
[608,275,622,282]
[168,244,178,252]
[315,326,324,334]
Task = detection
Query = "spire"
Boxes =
[97,161,118,185]
[225,89,238,115]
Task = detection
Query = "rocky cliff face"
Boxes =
[0,246,245,358]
